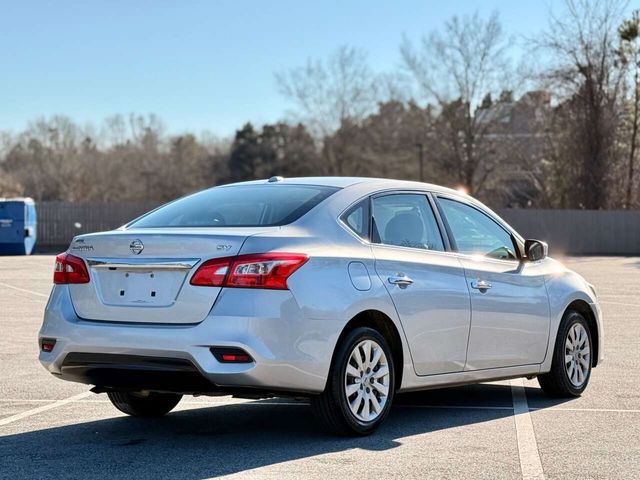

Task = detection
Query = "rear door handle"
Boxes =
[388,275,414,289]
[471,279,492,291]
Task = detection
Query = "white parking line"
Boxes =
[0,392,92,427]
[511,378,545,480]
[0,281,49,299]
[529,406,640,414]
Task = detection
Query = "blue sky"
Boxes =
[1,1,562,137]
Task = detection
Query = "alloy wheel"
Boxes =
[344,339,390,422]
[565,323,591,387]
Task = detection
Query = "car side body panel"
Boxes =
[540,258,603,371]
[38,177,603,397]
[372,245,471,375]
[460,256,551,370]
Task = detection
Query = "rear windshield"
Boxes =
[128,184,339,228]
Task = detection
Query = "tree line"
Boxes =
[1,0,639,210]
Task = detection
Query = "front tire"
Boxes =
[538,310,593,397]
[107,391,182,417]
[311,327,395,436]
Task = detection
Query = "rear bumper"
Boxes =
[58,353,215,393]
[39,285,344,394]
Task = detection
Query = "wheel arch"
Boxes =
[331,309,405,391]
[565,299,600,367]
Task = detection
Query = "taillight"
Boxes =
[190,253,308,290]
[189,257,230,287]
[53,253,90,284]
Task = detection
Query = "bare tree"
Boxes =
[276,45,379,141]
[0,131,14,160]
[276,46,381,175]
[0,114,232,202]
[400,11,514,195]
[339,100,436,180]
[536,0,627,209]
[618,10,640,208]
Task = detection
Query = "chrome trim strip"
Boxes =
[86,258,199,271]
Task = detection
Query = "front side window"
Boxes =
[371,194,444,251]
[128,184,339,228]
[438,198,517,260]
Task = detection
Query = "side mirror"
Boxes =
[525,239,548,261]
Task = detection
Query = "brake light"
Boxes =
[227,253,308,289]
[190,253,308,290]
[189,257,230,286]
[53,253,90,284]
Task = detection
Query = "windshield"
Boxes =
[128,184,339,228]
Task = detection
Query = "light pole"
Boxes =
[415,142,425,182]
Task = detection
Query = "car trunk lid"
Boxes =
[67,228,268,324]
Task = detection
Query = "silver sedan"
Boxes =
[38,177,603,435]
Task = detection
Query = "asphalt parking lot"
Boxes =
[0,255,639,479]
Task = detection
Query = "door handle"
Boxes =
[388,274,414,289]
[471,279,492,291]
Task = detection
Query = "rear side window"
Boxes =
[371,194,445,251]
[129,184,339,228]
[341,199,370,240]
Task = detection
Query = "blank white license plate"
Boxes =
[98,269,185,307]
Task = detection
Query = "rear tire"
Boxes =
[311,327,395,436]
[107,391,182,417]
[538,310,593,397]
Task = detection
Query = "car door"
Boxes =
[435,196,550,370]
[370,192,471,376]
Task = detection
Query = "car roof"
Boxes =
[225,176,461,195]
[0,197,35,204]
[249,177,520,243]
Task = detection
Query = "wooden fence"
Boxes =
[33,202,640,255]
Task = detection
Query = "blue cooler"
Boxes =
[0,198,37,255]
